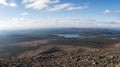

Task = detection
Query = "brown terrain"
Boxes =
[10,39,54,47]
[0,40,120,67]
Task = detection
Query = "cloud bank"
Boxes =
[0,18,120,30]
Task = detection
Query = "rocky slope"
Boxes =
[0,45,120,67]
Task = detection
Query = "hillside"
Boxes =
[0,45,120,67]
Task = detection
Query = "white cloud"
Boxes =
[104,9,120,16]
[22,0,59,10]
[9,2,17,7]
[21,12,28,16]
[11,17,18,21]
[0,0,17,7]
[22,0,88,11]
[47,3,72,11]
[104,9,111,14]
[0,0,8,6]
[67,6,88,11]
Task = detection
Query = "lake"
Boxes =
[53,34,84,38]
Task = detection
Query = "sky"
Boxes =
[0,0,120,30]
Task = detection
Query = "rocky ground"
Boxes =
[0,44,120,67]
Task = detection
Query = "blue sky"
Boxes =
[0,0,120,30]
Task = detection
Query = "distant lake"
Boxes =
[53,34,84,38]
